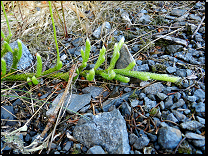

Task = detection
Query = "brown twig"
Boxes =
[46,63,78,153]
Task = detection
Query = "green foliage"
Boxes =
[4,41,13,53]
[36,53,42,77]
[86,68,95,81]
[1,2,181,85]
[32,76,39,85]
[10,48,19,73]
[27,77,32,85]
[107,37,124,71]
[1,58,7,76]
[94,45,106,70]
[48,1,62,70]
[17,39,22,60]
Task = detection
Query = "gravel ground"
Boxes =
[1,1,205,154]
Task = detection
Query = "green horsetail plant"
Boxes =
[4,41,13,53]
[1,58,7,77]
[100,70,116,80]
[10,48,19,73]
[48,1,62,70]
[86,68,95,81]
[1,1,12,43]
[35,53,42,77]
[94,45,106,70]
[79,38,91,71]
[107,37,124,71]
[113,69,181,82]
[1,30,5,40]
[9,40,23,73]
[125,60,136,70]
[17,39,22,60]
[73,38,91,81]
[114,74,130,83]
[78,37,181,84]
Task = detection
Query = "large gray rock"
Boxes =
[3,40,34,70]
[115,44,136,70]
[73,109,130,154]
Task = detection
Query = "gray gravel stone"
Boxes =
[170,99,185,109]
[82,86,105,99]
[185,132,205,140]
[132,45,140,52]
[63,141,72,151]
[172,110,187,122]
[136,60,142,65]
[164,96,173,109]
[143,97,157,112]
[146,133,157,142]
[166,66,177,74]
[158,127,182,149]
[3,40,34,70]
[170,9,187,17]
[193,89,205,101]
[139,92,146,100]
[174,92,181,102]
[159,101,165,110]
[129,133,149,150]
[143,82,165,95]
[176,69,187,77]
[189,14,201,21]
[192,139,205,148]
[187,96,197,102]
[156,92,168,101]
[92,22,111,39]
[166,45,183,54]
[166,113,179,123]
[196,116,205,125]
[180,120,204,131]
[194,33,204,42]
[138,14,151,24]
[73,109,130,154]
[87,145,106,154]
[72,38,83,47]
[1,106,17,126]
[192,102,205,113]
[46,92,91,116]
[130,99,139,107]
[121,102,131,116]
[137,64,149,71]
[102,91,134,112]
